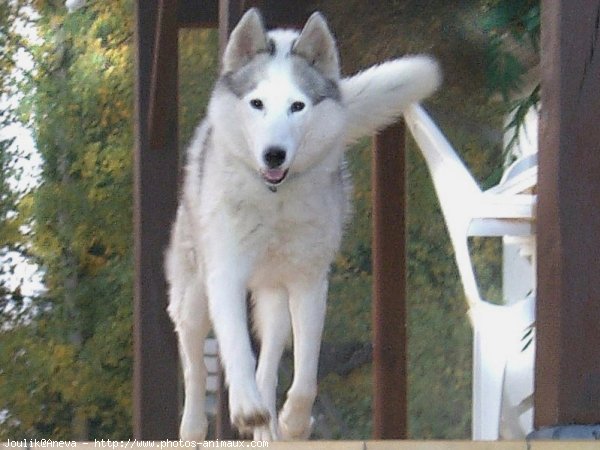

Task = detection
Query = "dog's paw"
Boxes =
[180,414,208,442]
[253,421,279,441]
[278,414,314,440]
[253,412,280,442]
[229,386,270,434]
[278,393,315,440]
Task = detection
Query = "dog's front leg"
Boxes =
[279,275,328,440]
[252,286,291,441]
[171,278,211,441]
[204,242,270,434]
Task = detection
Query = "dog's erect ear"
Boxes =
[292,12,340,79]
[222,8,268,73]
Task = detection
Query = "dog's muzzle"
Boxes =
[261,167,289,192]
[261,146,289,191]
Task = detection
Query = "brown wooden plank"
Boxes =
[372,122,408,439]
[218,0,245,62]
[133,0,180,439]
[148,0,179,150]
[535,0,600,428]
[258,0,308,28]
[178,0,219,28]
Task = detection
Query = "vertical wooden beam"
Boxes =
[218,0,245,62]
[133,0,180,439]
[535,0,600,428]
[149,0,180,150]
[372,122,408,439]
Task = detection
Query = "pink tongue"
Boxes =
[264,168,285,182]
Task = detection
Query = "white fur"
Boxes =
[342,56,442,143]
[166,8,440,442]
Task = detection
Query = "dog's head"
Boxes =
[210,8,346,190]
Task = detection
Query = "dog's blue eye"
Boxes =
[250,99,264,110]
[290,101,305,113]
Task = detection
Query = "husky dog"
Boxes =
[166,8,440,441]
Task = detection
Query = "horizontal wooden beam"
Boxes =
[177,0,308,29]
[257,0,309,28]
[178,0,219,28]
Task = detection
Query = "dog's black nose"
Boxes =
[263,147,287,169]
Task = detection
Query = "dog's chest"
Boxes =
[232,189,345,280]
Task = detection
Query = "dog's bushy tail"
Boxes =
[341,55,441,143]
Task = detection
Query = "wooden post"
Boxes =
[535,0,600,429]
[218,0,244,61]
[149,0,180,151]
[372,122,408,439]
[133,0,180,439]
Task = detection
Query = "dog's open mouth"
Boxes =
[261,168,289,186]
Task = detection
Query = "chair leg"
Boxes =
[472,327,506,440]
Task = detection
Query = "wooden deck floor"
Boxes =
[11,441,600,450]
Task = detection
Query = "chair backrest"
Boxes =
[403,104,482,214]
[404,104,537,314]
[404,104,484,311]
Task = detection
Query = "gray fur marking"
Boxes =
[195,125,212,185]
[291,56,340,104]
[219,55,269,99]
[267,38,276,56]
[219,40,340,105]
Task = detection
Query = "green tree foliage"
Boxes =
[482,0,539,99]
[178,28,219,151]
[0,1,19,96]
[1,0,20,246]
[1,1,33,340]
[482,0,540,151]
[1,0,134,439]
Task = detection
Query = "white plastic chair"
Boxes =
[403,104,537,440]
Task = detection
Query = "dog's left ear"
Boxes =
[292,12,340,79]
